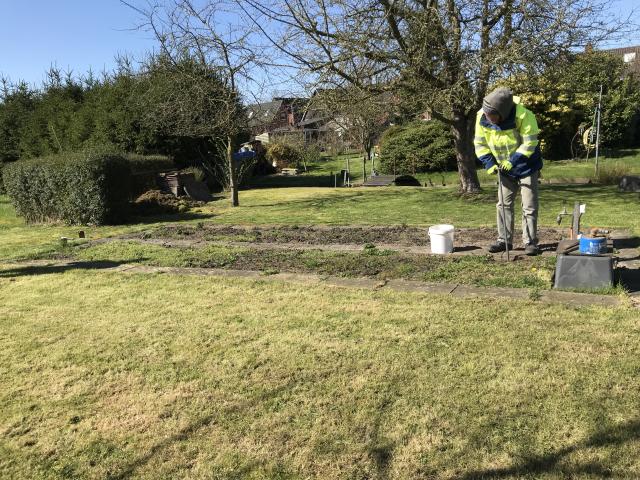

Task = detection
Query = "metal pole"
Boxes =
[497,170,510,261]
[595,84,603,177]
[346,156,350,186]
[363,155,366,183]
[585,108,597,163]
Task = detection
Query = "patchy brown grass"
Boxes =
[1,270,640,478]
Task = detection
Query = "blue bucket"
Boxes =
[579,236,607,255]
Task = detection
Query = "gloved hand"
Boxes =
[499,160,513,171]
[487,165,499,175]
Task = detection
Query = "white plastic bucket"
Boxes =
[428,224,455,254]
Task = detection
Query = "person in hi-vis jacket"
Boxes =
[474,87,543,256]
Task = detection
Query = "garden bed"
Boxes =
[142,224,567,249]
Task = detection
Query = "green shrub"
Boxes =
[180,166,206,182]
[265,142,303,169]
[378,120,456,174]
[125,154,175,174]
[3,150,131,225]
[593,162,632,185]
[300,145,323,165]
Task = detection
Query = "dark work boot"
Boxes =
[488,242,512,253]
[524,243,540,256]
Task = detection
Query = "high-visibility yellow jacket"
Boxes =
[474,96,543,179]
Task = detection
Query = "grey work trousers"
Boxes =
[497,171,539,246]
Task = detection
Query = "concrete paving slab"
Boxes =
[540,290,621,307]
[1,260,627,308]
[385,279,457,294]
[323,276,381,289]
[450,284,531,300]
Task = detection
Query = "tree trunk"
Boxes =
[362,155,366,182]
[452,111,481,193]
[227,135,239,207]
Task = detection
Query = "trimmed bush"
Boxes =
[379,120,456,174]
[265,142,303,169]
[3,151,131,225]
[125,154,175,174]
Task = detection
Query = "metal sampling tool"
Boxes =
[497,169,510,261]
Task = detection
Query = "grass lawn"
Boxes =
[1,153,640,478]
[215,184,640,232]
[247,149,640,189]
[1,270,640,479]
[0,195,215,262]
[2,181,639,262]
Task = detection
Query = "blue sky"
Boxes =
[0,0,157,86]
[0,0,638,88]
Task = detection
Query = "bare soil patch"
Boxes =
[142,224,566,249]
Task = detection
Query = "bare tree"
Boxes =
[312,86,393,179]
[123,0,268,206]
[238,0,632,192]
[137,53,250,184]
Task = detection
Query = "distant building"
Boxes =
[246,97,307,141]
[297,103,347,147]
[600,45,640,75]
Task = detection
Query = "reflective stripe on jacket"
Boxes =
[474,96,543,179]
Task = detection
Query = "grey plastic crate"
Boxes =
[554,254,614,290]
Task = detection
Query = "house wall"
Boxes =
[602,46,640,75]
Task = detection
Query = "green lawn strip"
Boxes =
[209,184,640,234]
[2,182,639,261]
[247,150,640,189]
[71,240,558,290]
[1,271,639,478]
[0,196,216,262]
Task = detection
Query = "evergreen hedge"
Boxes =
[125,154,174,174]
[3,151,131,225]
[379,120,456,174]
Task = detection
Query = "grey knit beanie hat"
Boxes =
[482,88,515,120]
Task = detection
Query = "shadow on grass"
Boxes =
[107,413,220,480]
[605,148,639,159]
[0,260,146,278]
[127,211,215,225]
[614,237,640,250]
[108,382,298,479]
[459,418,640,479]
[618,267,640,294]
[244,174,339,189]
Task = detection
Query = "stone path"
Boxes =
[74,226,640,296]
[3,259,625,308]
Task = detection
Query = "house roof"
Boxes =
[246,99,284,129]
[246,97,309,129]
[601,45,640,74]
[298,110,329,127]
